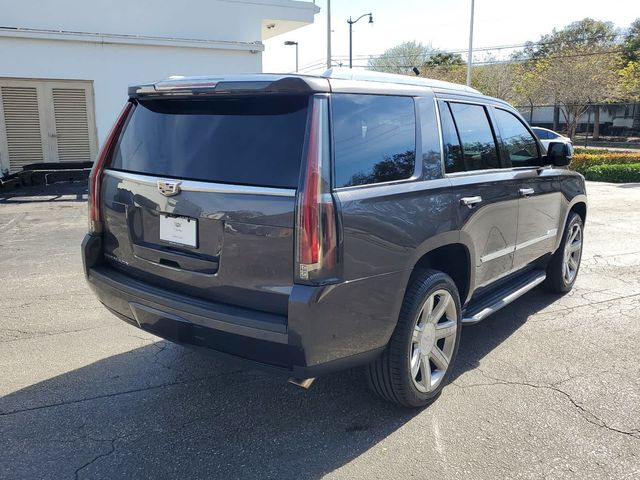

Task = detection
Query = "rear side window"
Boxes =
[110,96,309,189]
[493,109,540,167]
[439,102,465,173]
[447,102,499,171]
[332,94,416,188]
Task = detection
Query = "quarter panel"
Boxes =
[335,178,456,281]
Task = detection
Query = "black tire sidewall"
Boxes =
[390,271,462,407]
[553,213,584,292]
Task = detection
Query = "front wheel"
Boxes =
[366,270,461,408]
[545,212,584,293]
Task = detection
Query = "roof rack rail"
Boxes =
[322,67,481,94]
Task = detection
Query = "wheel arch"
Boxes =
[406,232,476,306]
[554,194,587,251]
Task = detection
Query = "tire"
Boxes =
[544,212,584,293]
[365,269,462,408]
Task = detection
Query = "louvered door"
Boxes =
[52,88,93,162]
[0,86,45,173]
[0,79,97,174]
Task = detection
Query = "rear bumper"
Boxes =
[83,234,402,376]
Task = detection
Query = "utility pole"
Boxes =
[466,0,475,86]
[327,0,332,69]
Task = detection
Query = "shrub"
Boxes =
[573,147,613,155]
[584,163,640,183]
[571,152,640,174]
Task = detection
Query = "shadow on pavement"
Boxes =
[453,286,562,380]
[0,288,561,479]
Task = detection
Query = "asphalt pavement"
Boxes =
[0,181,639,479]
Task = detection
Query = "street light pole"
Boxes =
[466,0,475,86]
[349,18,353,69]
[347,13,373,69]
[284,41,299,72]
[327,0,332,69]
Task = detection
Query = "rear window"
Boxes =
[110,96,309,189]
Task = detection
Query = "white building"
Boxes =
[0,0,318,176]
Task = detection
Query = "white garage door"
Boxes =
[0,79,98,175]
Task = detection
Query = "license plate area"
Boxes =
[159,214,198,248]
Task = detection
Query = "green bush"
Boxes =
[571,152,640,174]
[573,147,614,155]
[584,163,640,183]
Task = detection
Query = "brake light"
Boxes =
[88,102,133,233]
[295,95,339,284]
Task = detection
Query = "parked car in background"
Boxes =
[82,69,587,408]
[531,127,573,151]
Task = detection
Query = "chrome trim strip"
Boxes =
[480,245,514,263]
[462,271,547,325]
[514,229,557,251]
[104,170,296,197]
[480,229,558,264]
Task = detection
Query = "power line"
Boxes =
[342,48,627,71]
[298,31,629,72]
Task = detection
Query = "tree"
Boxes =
[521,18,618,59]
[368,41,464,77]
[515,18,623,139]
[470,56,523,102]
[622,18,640,63]
[524,46,622,139]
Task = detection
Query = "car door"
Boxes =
[491,107,562,269]
[437,99,519,289]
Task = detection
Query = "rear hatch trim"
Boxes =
[104,169,296,197]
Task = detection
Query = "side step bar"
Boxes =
[462,270,547,325]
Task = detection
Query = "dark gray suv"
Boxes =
[82,69,586,407]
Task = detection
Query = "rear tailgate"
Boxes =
[100,95,310,316]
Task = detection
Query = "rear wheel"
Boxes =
[545,212,583,293]
[366,270,461,408]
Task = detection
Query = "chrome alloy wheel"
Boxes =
[410,289,458,393]
[563,222,583,284]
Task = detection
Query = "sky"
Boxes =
[263,0,639,73]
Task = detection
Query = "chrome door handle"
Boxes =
[519,188,535,197]
[461,196,482,208]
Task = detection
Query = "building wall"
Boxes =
[0,0,317,174]
[1,36,262,145]
[0,0,316,44]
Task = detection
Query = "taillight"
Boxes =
[88,101,133,233]
[295,95,339,285]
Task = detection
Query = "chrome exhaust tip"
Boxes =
[288,377,316,389]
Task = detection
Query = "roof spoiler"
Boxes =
[128,75,330,98]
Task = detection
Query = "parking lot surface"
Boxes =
[1,181,639,480]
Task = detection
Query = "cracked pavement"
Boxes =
[1,181,639,479]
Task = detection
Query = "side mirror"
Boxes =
[547,141,573,167]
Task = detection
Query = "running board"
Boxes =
[462,270,547,325]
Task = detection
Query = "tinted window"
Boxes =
[332,94,416,187]
[494,109,540,167]
[438,102,464,174]
[532,128,548,140]
[417,97,443,179]
[110,96,309,188]
[448,102,499,171]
